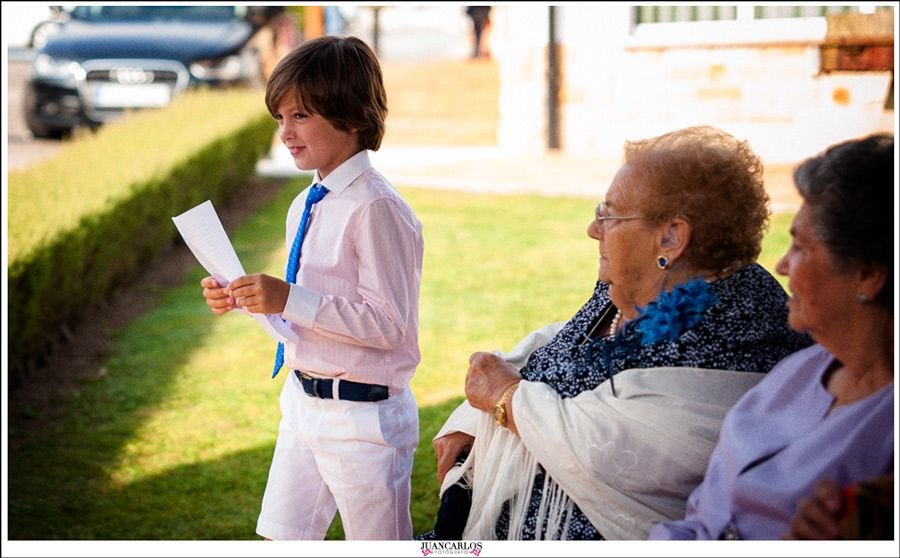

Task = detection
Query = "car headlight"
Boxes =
[32,53,85,84]
[189,54,243,82]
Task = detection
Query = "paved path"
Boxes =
[257,143,803,212]
[258,143,622,199]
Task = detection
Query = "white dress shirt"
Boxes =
[281,150,423,393]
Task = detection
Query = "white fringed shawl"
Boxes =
[435,322,764,540]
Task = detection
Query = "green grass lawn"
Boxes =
[7,179,794,540]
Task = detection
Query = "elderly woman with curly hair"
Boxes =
[422,126,813,541]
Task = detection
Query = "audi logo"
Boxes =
[110,67,155,85]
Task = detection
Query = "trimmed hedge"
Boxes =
[8,89,276,387]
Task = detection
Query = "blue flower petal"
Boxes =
[636,277,718,344]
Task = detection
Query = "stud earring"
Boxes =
[656,256,669,270]
[856,292,869,303]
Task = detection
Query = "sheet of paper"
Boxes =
[172,200,299,345]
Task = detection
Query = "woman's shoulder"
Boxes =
[725,263,785,291]
[713,263,790,312]
[764,343,831,381]
[700,263,813,359]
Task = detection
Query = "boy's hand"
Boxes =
[200,276,235,315]
[228,273,290,315]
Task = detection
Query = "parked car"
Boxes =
[27,5,69,50]
[25,5,266,138]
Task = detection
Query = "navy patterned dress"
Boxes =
[494,263,813,539]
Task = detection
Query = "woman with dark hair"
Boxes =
[650,133,894,540]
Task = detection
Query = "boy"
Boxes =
[200,36,423,540]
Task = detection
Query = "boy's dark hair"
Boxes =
[265,36,387,151]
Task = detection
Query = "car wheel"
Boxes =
[23,88,67,139]
[25,114,66,139]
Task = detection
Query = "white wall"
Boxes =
[494,4,895,163]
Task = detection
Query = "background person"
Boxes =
[466,6,492,59]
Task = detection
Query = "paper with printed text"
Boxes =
[172,200,299,345]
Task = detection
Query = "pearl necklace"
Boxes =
[607,310,623,338]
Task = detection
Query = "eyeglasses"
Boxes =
[594,201,642,228]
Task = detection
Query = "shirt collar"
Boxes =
[313,150,371,195]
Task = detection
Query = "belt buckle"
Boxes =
[299,372,320,398]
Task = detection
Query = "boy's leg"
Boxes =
[256,376,339,540]
[311,387,419,540]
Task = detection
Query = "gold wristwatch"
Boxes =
[493,381,520,428]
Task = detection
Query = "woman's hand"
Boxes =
[433,431,474,484]
[783,479,845,539]
[465,352,520,412]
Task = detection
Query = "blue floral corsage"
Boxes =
[635,277,718,345]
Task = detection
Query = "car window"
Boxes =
[69,6,246,23]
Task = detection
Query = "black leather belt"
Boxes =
[295,370,389,402]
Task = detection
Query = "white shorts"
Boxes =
[256,372,418,540]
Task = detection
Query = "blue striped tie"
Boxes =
[272,183,329,378]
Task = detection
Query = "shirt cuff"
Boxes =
[282,283,321,327]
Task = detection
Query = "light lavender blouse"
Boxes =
[649,344,894,540]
